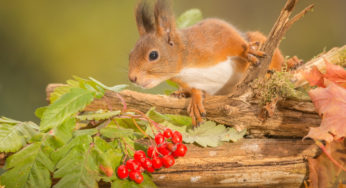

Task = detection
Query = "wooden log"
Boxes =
[152,139,318,188]
[46,86,320,138]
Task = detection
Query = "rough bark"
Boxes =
[46,85,318,138]
[152,139,318,188]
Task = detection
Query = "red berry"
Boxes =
[141,158,152,169]
[172,131,182,144]
[126,159,140,171]
[147,146,158,158]
[146,166,155,173]
[166,142,176,152]
[158,143,171,156]
[173,143,187,157]
[163,128,173,139]
[134,150,146,163]
[152,157,162,169]
[129,170,144,184]
[155,133,165,145]
[117,165,129,179]
[162,155,175,168]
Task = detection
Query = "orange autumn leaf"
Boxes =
[307,140,346,188]
[303,66,325,87]
[306,82,346,142]
[99,164,113,177]
[324,61,346,88]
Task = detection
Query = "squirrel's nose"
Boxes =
[129,75,137,83]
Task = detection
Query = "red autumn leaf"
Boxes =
[306,82,346,142]
[99,164,113,177]
[307,140,346,188]
[324,60,346,88]
[303,66,325,87]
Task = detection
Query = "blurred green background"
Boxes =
[0,0,345,122]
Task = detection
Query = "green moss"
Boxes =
[252,66,309,105]
[336,49,346,67]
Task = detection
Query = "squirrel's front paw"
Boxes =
[187,89,206,127]
[246,41,266,66]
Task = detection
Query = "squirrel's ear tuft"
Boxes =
[135,0,155,36]
[154,0,176,39]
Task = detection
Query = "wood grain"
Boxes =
[152,139,318,188]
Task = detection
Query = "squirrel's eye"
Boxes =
[149,51,159,61]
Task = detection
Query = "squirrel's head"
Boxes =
[128,0,183,89]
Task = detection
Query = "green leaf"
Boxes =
[146,108,192,126]
[46,118,76,149]
[0,142,54,188]
[100,127,134,139]
[92,138,122,169]
[35,106,48,119]
[0,119,39,152]
[40,88,94,132]
[176,9,203,29]
[111,174,156,188]
[220,128,247,142]
[76,110,121,121]
[50,76,106,103]
[89,77,128,92]
[73,129,98,137]
[49,84,75,103]
[0,116,22,124]
[51,135,92,164]
[183,121,245,147]
[53,136,99,188]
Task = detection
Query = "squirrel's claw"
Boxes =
[245,41,266,66]
[187,89,206,127]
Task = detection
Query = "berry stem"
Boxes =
[115,93,127,112]
[131,118,155,146]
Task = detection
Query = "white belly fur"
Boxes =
[176,57,235,95]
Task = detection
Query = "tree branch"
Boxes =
[230,0,314,97]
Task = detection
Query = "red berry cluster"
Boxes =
[116,128,187,184]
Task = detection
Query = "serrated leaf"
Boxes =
[111,174,156,188]
[183,121,245,147]
[73,129,98,137]
[51,135,92,164]
[0,117,22,124]
[0,119,39,152]
[92,138,122,170]
[146,108,192,126]
[76,110,121,121]
[40,88,94,132]
[89,77,128,92]
[100,127,134,139]
[220,128,247,142]
[49,85,75,103]
[53,135,99,188]
[176,9,203,29]
[46,118,76,149]
[0,142,54,188]
[35,106,48,119]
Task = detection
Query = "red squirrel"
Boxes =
[128,0,285,126]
